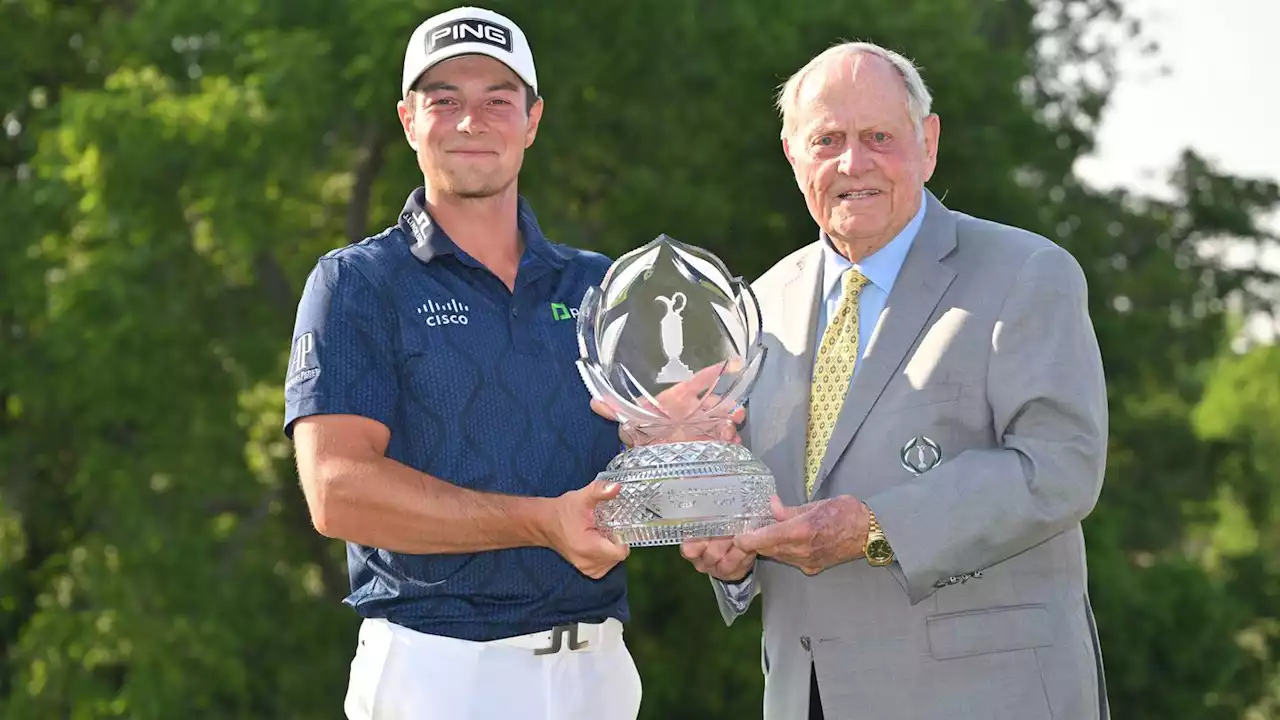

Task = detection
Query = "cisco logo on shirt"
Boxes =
[417,299,470,327]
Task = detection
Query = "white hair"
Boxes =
[776,41,933,140]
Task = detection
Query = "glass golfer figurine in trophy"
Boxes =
[575,234,777,546]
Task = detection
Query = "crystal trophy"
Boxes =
[576,234,777,546]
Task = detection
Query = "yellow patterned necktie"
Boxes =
[804,268,871,498]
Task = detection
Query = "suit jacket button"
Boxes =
[800,636,811,651]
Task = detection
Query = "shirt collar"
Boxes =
[398,187,564,269]
[820,189,927,300]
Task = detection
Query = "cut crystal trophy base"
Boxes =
[592,441,777,547]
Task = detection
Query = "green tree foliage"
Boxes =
[1,0,1277,718]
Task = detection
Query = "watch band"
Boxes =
[868,510,882,535]
[864,505,894,566]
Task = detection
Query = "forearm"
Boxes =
[309,454,553,554]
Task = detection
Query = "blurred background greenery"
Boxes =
[2,0,1278,718]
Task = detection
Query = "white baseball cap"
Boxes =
[401,7,538,98]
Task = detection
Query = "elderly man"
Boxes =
[679,42,1111,719]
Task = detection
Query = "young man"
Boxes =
[283,8,641,719]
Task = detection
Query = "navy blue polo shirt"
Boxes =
[283,188,628,642]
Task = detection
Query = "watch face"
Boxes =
[867,537,893,563]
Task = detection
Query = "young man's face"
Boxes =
[398,55,543,199]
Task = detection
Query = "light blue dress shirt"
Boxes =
[721,192,927,610]
[814,191,927,374]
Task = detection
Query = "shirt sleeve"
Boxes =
[721,571,756,612]
[283,257,398,437]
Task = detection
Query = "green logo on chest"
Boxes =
[550,302,578,321]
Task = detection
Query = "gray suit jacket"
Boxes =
[714,192,1110,720]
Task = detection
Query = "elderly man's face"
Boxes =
[783,54,939,259]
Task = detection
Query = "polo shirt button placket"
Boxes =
[509,298,528,352]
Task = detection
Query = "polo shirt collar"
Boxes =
[398,187,564,269]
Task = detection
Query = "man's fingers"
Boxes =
[701,538,728,565]
[594,536,630,563]
[734,523,787,554]
[683,538,723,574]
[686,361,727,389]
[717,545,751,575]
[715,419,740,443]
[771,496,806,522]
[736,504,812,555]
[680,539,708,560]
[618,424,640,448]
[588,481,622,503]
[609,537,631,561]
[663,363,725,406]
[577,536,630,579]
[681,537,745,577]
[590,398,619,421]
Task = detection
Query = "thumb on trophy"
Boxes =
[770,496,806,522]
[590,398,620,421]
[587,480,622,503]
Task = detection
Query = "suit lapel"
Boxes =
[762,242,823,507]
[780,245,825,374]
[811,192,959,497]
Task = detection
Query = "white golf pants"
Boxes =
[343,617,642,720]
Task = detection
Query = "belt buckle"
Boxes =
[533,623,590,656]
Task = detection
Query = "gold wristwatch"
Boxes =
[864,506,894,567]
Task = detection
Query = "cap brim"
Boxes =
[403,47,537,97]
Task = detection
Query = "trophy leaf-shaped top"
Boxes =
[575,235,766,429]
[599,235,736,311]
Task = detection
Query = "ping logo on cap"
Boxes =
[426,19,512,54]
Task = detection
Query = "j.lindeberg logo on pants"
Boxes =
[417,299,470,327]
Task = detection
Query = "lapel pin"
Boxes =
[900,435,942,475]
